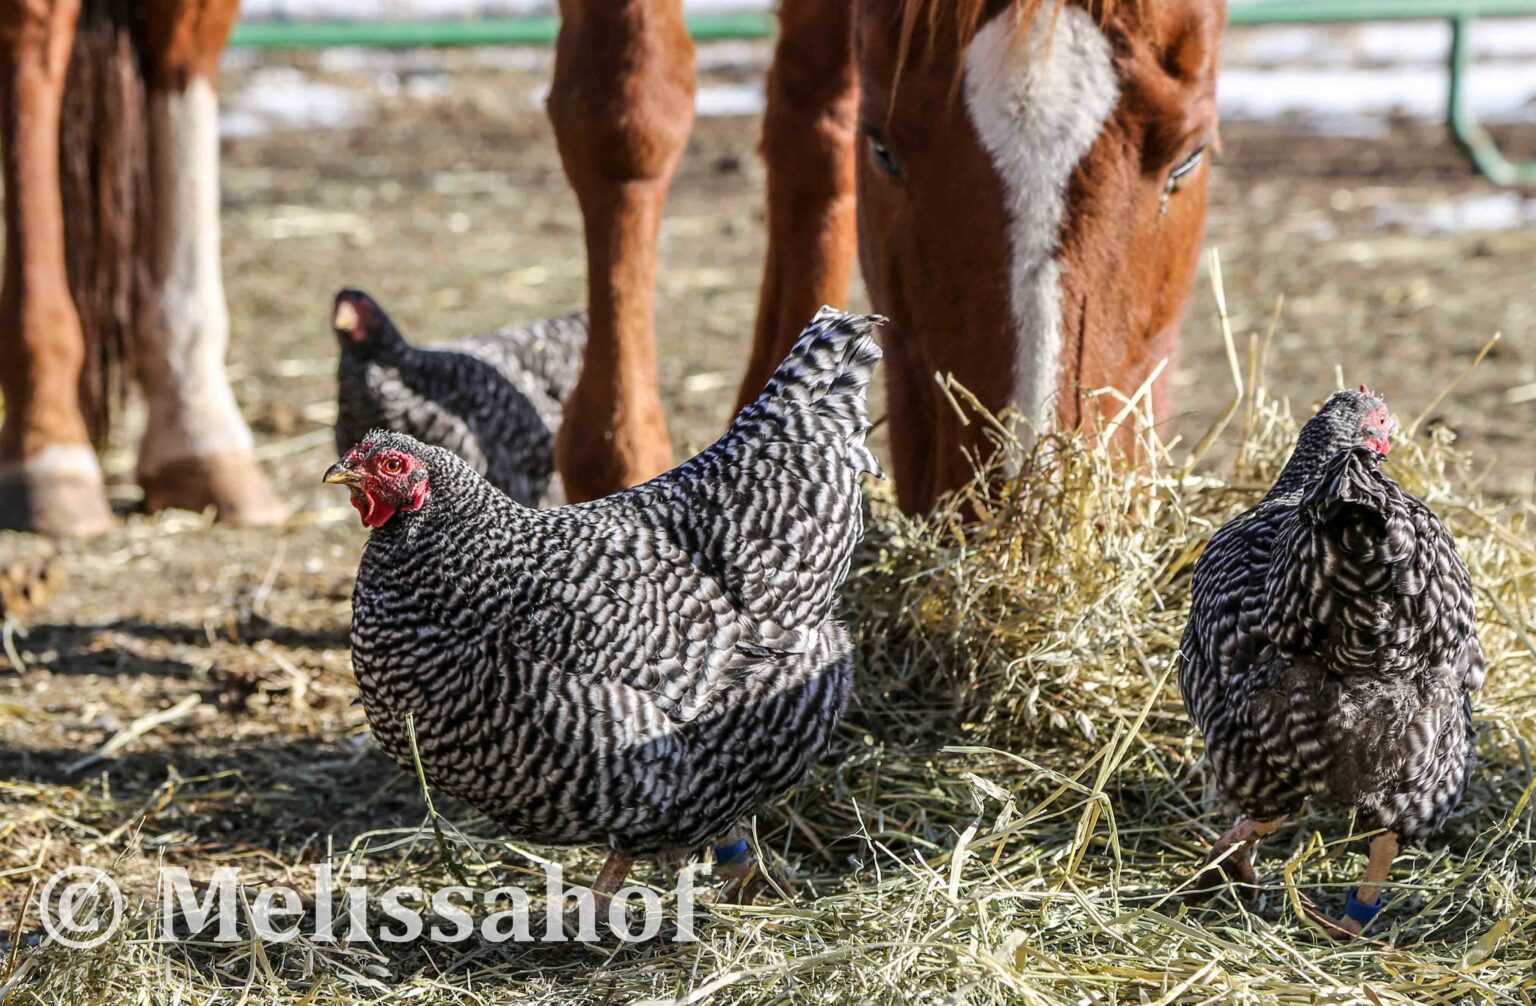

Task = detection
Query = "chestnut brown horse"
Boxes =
[551,0,1224,513]
[0,0,283,536]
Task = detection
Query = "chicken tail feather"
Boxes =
[757,307,886,475]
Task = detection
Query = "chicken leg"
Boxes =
[1193,817,1285,899]
[559,850,635,940]
[589,850,636,919]
[714,829,795,905]
[1325,831,1398,938]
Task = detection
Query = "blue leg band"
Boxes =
[1344,888,1384,925]
[713,839,750,867]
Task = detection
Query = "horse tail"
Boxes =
[60,0,151,448]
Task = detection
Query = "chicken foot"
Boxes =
[1193,817,1285,899]
[1324,831,1399,938]
[714,828,795,905]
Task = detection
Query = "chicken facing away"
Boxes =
[332,289,586,506]
[325,307,883,904]
[1178,387,1484,936]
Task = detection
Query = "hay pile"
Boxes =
[6,368,1535,1005]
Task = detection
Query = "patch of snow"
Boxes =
[1227,18,1536,66]
[520,81,763,118]
[695,84,764,117]
[220,67,371,138]
[1373,192,1536,233]
[1218,63,1536,125]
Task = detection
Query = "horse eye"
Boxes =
[1165,145,1206,193]
[862,126,903,180]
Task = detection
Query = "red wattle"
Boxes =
[350,490,398,528]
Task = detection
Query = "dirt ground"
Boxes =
[2,43,1534,995]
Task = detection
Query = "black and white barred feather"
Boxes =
[1178,389,1483,841]
[347,307,882,857]
[334,289,586,505]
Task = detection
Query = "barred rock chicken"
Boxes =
[1179,387,1483,935]
[333,289,586,506]
[325,307,882,903]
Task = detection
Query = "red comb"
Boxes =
[1359,383,1371,395]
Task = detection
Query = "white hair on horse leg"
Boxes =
[137,76,255,477]
[0,445,103,481]
[962,4,1118,437]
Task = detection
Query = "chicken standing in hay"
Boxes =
[324,307,882,906]
[332,289,587,506]
[1178,387,1484,936]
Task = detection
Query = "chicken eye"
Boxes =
[862,125,903,181]
[381,457,404,475]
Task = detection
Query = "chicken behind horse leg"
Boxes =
[331,288,586,507]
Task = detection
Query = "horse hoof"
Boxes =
[0,452,114,537]
[140,453,288,527]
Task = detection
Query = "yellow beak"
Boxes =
[323,461,362,486]
[333,298,360,336]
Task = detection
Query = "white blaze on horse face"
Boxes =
[962,4,1118,436]
[138,77,255,476]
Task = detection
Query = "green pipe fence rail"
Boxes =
[228,13,772,50]
[229,1,1536,185]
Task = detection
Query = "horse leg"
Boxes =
[133,0,285,526]
[733,0,858,410]
[547,0,693,502]
[0,0,114,536]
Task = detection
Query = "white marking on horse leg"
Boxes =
[0,446,112,536]
[962,5,1119,436]
[0,445,102,481]
[137,76,253,478]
